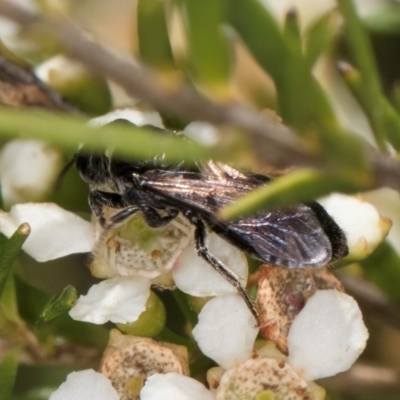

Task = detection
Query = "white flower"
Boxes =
[91,214,193,280]
[36,55,88,86]
[319,193,392,261]
[0,203,94,261]
[192,294,258,369]
[0,139,62,207]
[287,289,369,381]
[184,122,220,146]
[100,330,190,398]
[141,373,215,400]
[90,108,165,129]
[49,369,119,400]
[0,200,250,327]
[69,276,151,324]
[72,229,249,325]
[172,233,248,297]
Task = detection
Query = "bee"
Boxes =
[74,120,348,322]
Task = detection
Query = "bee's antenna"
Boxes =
[55,154,77,190]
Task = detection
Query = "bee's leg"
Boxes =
[109,206,141,225]
[92,205,141,259]
[186,212,259,325]
[141,206,179,228]
[89,190,128,227]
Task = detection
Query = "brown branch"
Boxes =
[56,20,318,171]
[1,1,400,191]
[0,52,79,112]
[318,363,400,394]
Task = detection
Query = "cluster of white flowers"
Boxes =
[0,110,391,399]
[0,171,385,400]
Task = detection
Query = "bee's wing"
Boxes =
[141,169,334,268]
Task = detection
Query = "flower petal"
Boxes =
[173,233,248,297]
[288,289,369,381]
[0,140,62,207]
[184,121,220,146]
[49,369,119,400]
[141,373,215,400]
[69,276,151,324]
[256,265,344,353]
[192,294,258,369]
[0,203,94,262]
[319,193,392,260]
[90,108,165,129]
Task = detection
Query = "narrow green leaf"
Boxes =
[338,61,400,150]
[283,8,302,57]
[304,10,338,68]
[227,0,338,130]
[219,169,357,220]
[15,277,108,348]
[227,0,367,178]
[38,285,77,324]
[0,224,30,299]
[337,0,387,149]
[227,0,290,83]
[137,0,175,69]
[0,347,20,400]
[380,98,400,151]
[0,107,213,164]
[0,274,23,329]
[182,0,230,88]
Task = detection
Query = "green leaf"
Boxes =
[304,10,338,68]
[227,0,339,132]
[219,169,357,220]
[15,277,108,348]
[337,0,387,149]
[137,0,175,69]
[0,274,23,331]
[38,286,77,324]
[0,107,213,164]
[0,224,30,299]
[227,0,367,180]
[0,347,20,400]
[283,8,302,58]
[227,0,290,84]
[338,61,400,151]
[182,0,230,89]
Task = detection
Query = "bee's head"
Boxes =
[75,152,111,186]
